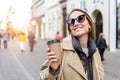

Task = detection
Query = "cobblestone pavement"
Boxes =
[0,39,120,80]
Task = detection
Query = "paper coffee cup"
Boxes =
[47,40,62,60]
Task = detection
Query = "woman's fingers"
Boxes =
[48,52,57,60]
[47,50,60,71]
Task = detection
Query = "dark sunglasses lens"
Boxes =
[77,15,85,23]
[67,19,75,26]
[70,19,75,26]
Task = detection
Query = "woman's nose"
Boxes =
[74,20,79,26]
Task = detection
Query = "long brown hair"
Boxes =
[67,9,95,40]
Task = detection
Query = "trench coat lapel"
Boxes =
[62,35,87,79]
[67,52,87,80]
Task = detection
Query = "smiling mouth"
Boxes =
[74,27,83,31]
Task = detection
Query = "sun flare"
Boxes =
[0,0,32,29]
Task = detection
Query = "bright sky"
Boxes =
[0,0,32,27]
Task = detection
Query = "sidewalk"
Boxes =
[104,50,120,80]
[0,39,47,80]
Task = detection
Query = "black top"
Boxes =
[97,38,107,50]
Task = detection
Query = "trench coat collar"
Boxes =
[62,35,74,51]
[72,36,96,57]
[62,35,96,56]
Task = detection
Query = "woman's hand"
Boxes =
[47,48,60,72]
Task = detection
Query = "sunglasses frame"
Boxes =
[66,15,85,26]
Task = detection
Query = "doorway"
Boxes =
[93,10,103,42]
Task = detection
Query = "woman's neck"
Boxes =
[78,35,88,48]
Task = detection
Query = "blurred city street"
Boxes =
[0,39,120,80]
[0,0,120,80]
[0,39,47,80]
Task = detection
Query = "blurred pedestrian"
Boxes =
[0,33,2,48]
[18,32,26,52]
[2,32,9,48]
[40,9,104,80]
[97,33,107,63]
[28,32,36,52]
[11,32,16,40]
[54,31,63,42]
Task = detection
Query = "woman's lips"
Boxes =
[75,27,83,31]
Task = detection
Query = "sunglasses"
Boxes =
[66,15,85,26]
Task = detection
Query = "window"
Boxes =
[93,0,99,4]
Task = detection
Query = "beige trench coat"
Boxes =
[40,35,104,80]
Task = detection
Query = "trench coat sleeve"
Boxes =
[40,60,59,80]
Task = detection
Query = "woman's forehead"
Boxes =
[69,11,84,18]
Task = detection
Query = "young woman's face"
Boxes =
[69,11,91,37]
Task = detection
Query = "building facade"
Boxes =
[31,0,119,51]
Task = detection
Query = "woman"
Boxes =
[2,32,9,48]
[18,32,26,52]
[0,33,2,48]
[40,9,104,80]
[97,33,107,63]
[28,32,35,52]
[54,31,63,42]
